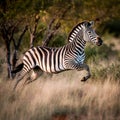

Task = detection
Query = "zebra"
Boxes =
[12,21,103,90]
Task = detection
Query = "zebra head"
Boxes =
[82,21,103,46]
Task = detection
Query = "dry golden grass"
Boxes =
[0,70,120,120]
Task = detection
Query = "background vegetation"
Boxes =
[0,0,120,120]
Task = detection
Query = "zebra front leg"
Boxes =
[77,63,91,82]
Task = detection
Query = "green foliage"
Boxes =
[0,0,29,20]
[92,64,120,82]
[99,19,120,38]
[48,34,66,47]
[0,0,120,47]
[85,44,118,63]
[85,41,120,82]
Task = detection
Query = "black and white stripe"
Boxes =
[23,47,66,73]
[68,22,83,43]
[13,21,103,89]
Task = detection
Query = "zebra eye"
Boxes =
[88,31,91,34]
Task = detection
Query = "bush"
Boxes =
[48,34,66,47]
[99,19,120,38]
[91,64,120,82]
[85,43,118,63]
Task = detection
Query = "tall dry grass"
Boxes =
[0,70,120,120]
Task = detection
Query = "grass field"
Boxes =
[0,36,120,120]
[0,70,120,120]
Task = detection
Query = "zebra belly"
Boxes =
[44,65,65,73]
[40,61,65,73]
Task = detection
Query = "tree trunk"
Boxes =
[6,42,12,79]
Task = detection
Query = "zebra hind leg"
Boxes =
[77,63,91,82]
[23,70,38,85]
[23,67,43,85]
[13,71,27,90]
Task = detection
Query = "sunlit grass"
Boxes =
[0,70,120,120]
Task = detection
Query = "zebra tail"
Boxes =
[11,63,24,74]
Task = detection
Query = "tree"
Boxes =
[0,0,40,78]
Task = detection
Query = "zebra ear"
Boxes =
[89,21,94,27]
[83,21,94,28]
[82,21,89,28]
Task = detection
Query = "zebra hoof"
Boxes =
[81,75,91,82]
[81,77,87,82]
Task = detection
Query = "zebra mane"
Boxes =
[68,22,84,43]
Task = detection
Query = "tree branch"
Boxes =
[42,6,71,46]
[29,15,40,48]
[12,25,28,72]
[17,25,28,49]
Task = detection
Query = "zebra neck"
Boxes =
[68,23,84,43]
[66,38,86,55]
[74,37,86,52]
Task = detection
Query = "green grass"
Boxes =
[91,63,120,82]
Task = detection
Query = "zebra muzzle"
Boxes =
[96,37,103,46]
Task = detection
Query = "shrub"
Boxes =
[48,34,66,47]
[85,44,118,63]
[91,64,120,82]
